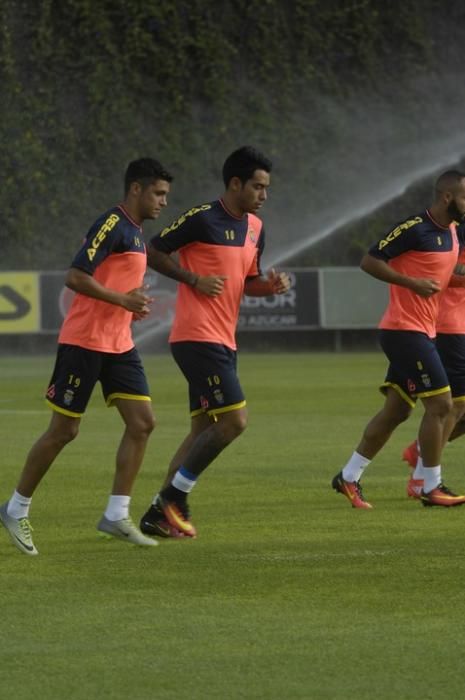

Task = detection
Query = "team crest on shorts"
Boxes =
[420,373,432,389]
[407,379,416,393]
[63,389,74,406]
[200,395,209,411]
[213,389,225,405]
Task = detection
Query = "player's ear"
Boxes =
[229,176,242,192]
[443,190,453,204]
[129,181,142,197]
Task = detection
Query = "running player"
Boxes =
[403,238,465,497]
[0,158,172,554]
[139,146,290,538]
[332,170,465,509]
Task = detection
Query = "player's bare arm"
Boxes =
[244,268,290,296]
[147,244,227,297]
[65,267,153,312]
[147,245,198,286]
[360,254,441,297]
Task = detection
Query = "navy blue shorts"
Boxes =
[379,330,450,407]
[436,333,465,401]
[45,344,151,417]
[170,341,246,417]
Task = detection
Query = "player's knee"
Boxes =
[132,414,156,438]
[382,415,408,435]
[51,423,80,446]
[395,405,412,425]
[425,395,454,420]
[130,419,155,440]
[234,412,248,435]
[146,413,156,434]
[378,406,410,433]
[221,413,248,442]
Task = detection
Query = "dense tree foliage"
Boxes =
[1,0,465,268]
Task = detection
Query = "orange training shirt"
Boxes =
[151,199,264,350]
[368,211,459,338]
[58,205,146,353]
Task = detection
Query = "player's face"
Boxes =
[447,182,465,222]
[237,169,270,214]
[138,180,171,220]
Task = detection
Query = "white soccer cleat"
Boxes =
[97,515,158,546]
[0,501,38,555]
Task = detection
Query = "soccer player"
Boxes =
[0,158,173,555]
[402,241,465,497]
[139,146,290,538]
[332,170,465,509]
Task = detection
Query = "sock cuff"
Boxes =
[172,467,198,493]
[353,451,371,467]
[13,490,32,505]
[179,466,198,482]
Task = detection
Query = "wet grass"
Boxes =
[1,352,464,699]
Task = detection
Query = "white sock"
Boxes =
[172,467,198,493]
[105,495,131,521]
[7,490,32,519]
[413,456,425,480]
[151,492,160,506]
[342,451,371,482]
[423,466,441,493]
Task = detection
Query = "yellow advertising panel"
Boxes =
[0,272,40,333]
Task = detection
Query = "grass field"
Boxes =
[1,352,465,700]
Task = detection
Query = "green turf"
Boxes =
[1,352,465,699]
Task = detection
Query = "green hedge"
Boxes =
[1,0,463,268]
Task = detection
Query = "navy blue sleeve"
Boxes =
[151,207,205,253]
[71,212,125,274]
[368,216,423,261]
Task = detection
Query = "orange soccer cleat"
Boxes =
[421,483,465,507]
[159,496,197,537]
[331,472,373,509]
[406,478,424,499]
[139,498,184,538]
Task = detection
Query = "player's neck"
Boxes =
[120,200,143,225]
[221,194,246,219]
[427,204,453,229]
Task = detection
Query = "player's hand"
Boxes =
[132,309,151,321]
[122,285,154,313]
[408,278,441,297]
[267,268,291,294]
[195,275,228,297]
